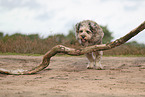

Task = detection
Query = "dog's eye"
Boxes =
[79,30,83,33]
[86,30,90,34]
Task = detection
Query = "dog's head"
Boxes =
[75,20,104,46]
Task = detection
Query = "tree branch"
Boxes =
[0,21,145,75]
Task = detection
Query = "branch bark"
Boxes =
[0,21,145,75]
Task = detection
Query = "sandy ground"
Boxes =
[0,55,145,97]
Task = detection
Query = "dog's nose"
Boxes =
[81,35,85,39]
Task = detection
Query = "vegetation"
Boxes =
[0,25,145,56]
[100,25,113,44]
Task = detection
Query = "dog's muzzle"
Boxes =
[81,35,87,43]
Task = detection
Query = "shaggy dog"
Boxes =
[75,20,104,69]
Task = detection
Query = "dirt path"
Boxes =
[0,55,145,97]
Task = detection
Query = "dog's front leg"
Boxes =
[94,51,103,70]
[85,53,95,69]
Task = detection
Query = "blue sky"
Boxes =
[0,0,145,43]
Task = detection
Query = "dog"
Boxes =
[75,20,104,69]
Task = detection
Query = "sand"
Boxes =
[0,55,145,97]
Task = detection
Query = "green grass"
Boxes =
[103,54,145,57]
[0,52,42,56]
[0,52,144,57]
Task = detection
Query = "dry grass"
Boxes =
[104,44,145,55]
[0,35,145,55]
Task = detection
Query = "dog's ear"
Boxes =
[75,23,81,33]
[88,22,98,33]
[88,21,104,38]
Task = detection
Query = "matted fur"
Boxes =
[75,20,104,69]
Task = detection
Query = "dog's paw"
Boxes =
[87,66,94,69]
[94,63,104,70]
[95,67,104,70]
[95,65,104,70]
[87,62,94,69]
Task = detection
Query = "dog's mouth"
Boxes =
[81,38,87,43]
